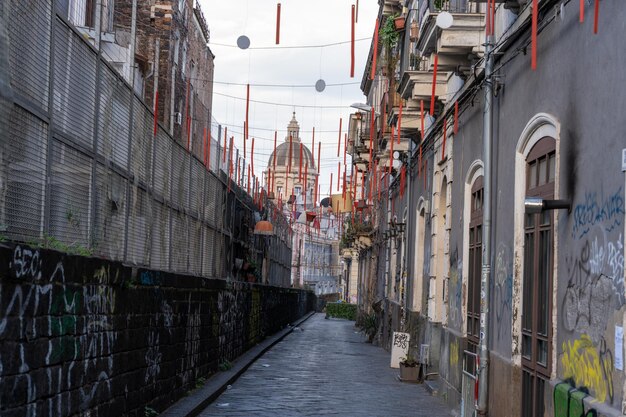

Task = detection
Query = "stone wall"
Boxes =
[0,243,315,417]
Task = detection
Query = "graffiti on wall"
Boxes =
[554,380,598,417]
[448,248,463,329]
[494,243,513,341]
[572,187,624,240]
[561,334,613,404]
[561,187,626,344]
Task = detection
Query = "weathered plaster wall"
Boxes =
[0,243,315,417]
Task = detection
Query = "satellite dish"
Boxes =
[436,12,454,29]
[237,35,251,49]
[315,79,326,92]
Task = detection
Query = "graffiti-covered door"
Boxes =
[521,137,556,417]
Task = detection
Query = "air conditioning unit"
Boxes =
[175,112,182,125]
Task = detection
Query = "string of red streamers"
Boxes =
[351,5,355,78]
[580,0,584,22]
[272,131,277,189]
[430,54,438,115]
[317,142,321,174]
[276,3,281,45]
[371,18,380,81]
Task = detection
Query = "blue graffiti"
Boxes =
[572,187,625,239]
[140,271,161,286]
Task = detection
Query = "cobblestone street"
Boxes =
[200,314,452,417]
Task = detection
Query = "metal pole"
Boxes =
[403,139,412,321]
[477,33,494,416]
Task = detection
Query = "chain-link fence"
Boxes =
[1,0,291,286]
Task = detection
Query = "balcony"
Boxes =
[397,64,448,114]
[416,0,485,71]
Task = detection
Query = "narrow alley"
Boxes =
[199,314,451,417]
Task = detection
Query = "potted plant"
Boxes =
[394,15,405,31]
[399,354,422,382]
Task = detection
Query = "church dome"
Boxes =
[268,113,316,172]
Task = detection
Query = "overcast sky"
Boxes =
[200,0,377,200]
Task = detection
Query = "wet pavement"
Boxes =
[199,313,452,417]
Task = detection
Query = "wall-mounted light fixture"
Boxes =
[524,197,571,214]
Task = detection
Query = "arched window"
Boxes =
[467,175,483,350]
[521,137,555,417]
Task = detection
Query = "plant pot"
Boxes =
[394,16,405,31]
[399,362,422,382]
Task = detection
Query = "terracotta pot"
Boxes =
[394,16,405,31]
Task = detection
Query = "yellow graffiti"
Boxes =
[561,334,613,403]
[450,339,459,368]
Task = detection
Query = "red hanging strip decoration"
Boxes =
[251,137,255,178]
[337,118,342,157]
[342,170,347,199]
[593,0,600,34]
[314,175,319,205]
[299,142,303,182]
[454,101,459,135]
[228,137,234,193]
[397,99,403,145]
[420,100,425,141]
[531,0,538,70]
[430,54,439,115]
[442,118,447,161]
[153,90,159,136]
[491,0,496,35]
[337,162,341,192]
[580,0,585,22]
[400,166,406,199]
[276,3,281,44]
[391,124,395,147]
[370,18,380,80]
[288,134,293,174]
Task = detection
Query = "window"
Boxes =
[277,185,283,196]
[466,176,483,349]
[294,186,301,195]
[521,137,555,417]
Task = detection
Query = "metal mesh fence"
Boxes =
[0,2,293,285]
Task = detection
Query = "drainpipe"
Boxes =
[403,139,413,321]
[477,33,494,416]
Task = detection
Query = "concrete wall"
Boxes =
[0,243,315,417]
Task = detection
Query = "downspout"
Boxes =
[403,139,412,324]
[477,33,494,416]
